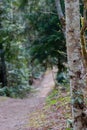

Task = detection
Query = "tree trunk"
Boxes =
[0,44,7,87]
[55,0,66,37]
[0,1,7,87]
[65,0,87,129]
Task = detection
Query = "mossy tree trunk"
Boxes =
[65,0,87,129]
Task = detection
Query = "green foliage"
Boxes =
[22,0,66,70]
[56,71,70,90]
[0,0,31,97]
[71,93,84,105]
[46,89,58,105]
[57,72,67,83]
[19,0,28,9]
[29,12,66,66]
[46,87,70,108]
[0,0,67,98]
[0,86,31,98]
[66,128,73,130]
[66,119,73,130]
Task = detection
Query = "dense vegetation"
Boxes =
[0,0,66,97]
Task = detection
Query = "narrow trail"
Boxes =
[0,70,55,130]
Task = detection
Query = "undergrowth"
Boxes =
[0,85,31,98]
[27,87,71,129]
[46,87,71,129]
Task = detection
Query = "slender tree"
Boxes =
[65,0,87,129]
[0,1,7,87]
[55,0,65,37]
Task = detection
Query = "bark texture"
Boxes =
[0,1,7,87]
[65,0,87,129]
[55,0,66,37]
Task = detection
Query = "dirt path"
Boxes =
[0,70,55,130]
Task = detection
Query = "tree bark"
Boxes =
[65,0,87,129]
[0,44,7,87]
[0,1,7,87]
[55,0,66,37]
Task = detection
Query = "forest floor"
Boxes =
[0,69,71,130]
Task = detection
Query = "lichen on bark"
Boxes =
[65,0,87,129]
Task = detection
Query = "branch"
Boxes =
[55,0,64,19]
[80,0,87,74]
[55,0,66,37]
